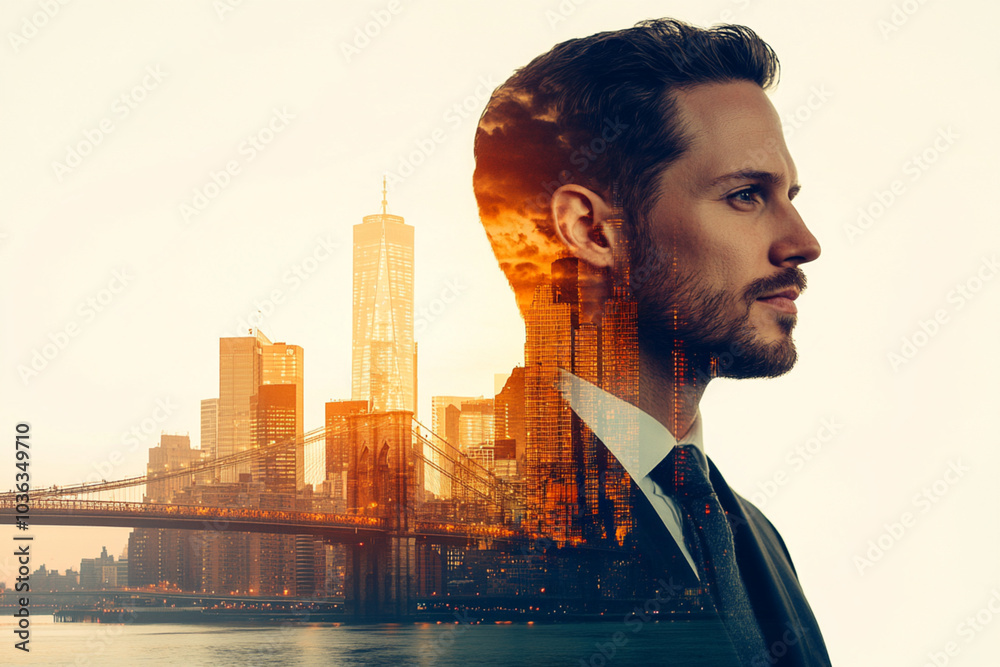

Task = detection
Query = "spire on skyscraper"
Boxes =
[352,182,415,414]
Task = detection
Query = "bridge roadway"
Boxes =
[0,498,521,544]
[0,589,347,605]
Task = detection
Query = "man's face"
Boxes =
[632,81,821,378]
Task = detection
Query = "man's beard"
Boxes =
[632,263,807,380]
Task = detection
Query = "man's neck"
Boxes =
[638,349,710,441]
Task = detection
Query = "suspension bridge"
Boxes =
[0,411,532,617]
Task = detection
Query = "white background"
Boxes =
[1,1,997,664]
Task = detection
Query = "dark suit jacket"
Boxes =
[629,457,831,667]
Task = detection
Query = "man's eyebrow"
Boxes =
[708,169,802,198]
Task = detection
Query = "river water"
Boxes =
[0,614,741,666]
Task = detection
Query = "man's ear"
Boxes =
[550,184,617,269]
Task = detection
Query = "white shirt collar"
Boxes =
[556,368,705,481]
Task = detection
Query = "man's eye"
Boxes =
[728,186,762,206]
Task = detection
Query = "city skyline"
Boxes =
[0,181,618,603]
[136,185,514,492]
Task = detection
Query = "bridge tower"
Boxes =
[342,410,420,618]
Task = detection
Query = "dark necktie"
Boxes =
[651,445,768,666]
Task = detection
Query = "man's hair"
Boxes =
[473,18,780,313]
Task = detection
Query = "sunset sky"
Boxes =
[2,1,998,664]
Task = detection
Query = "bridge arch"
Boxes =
[357,444,372,510]
[374,441,391,507]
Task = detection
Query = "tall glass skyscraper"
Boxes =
[217,331,304,488]
[262,342,304,438]
[523,254,637,546]
[253,383,299,495]
[351,181,415,414]
[200,398,218,460]
[218,331,271,482]
[262,342,304,489]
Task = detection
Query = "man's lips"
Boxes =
[755,289,799,314]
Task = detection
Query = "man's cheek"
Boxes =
[748,302,772,328]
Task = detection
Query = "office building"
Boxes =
[217,332,304,488]
[80,546,119,590]
[218,331,271,481]
[523,255,638,545]
[494,367,525,476]
[200,398,218,460]
[146,434,204,503]
[253,383,299,496]
[351,181,415,414]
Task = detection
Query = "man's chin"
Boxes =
[713,336,798,379]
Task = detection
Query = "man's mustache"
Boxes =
[743,267,808,304]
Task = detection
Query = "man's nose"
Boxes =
[770,204,821,267]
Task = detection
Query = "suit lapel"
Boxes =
[628,478,703,591]
[708,459,832,666]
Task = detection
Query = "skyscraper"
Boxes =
[494,367,525,476]
[431,396,473,447]
[522,255,638,546]
[352,180,415,414]
[261,342,304,438]
[429,395,475,498]
[458,398,493,452]
[524,278,576,542]
[131,435,205,592]
[253,383,299,495]
[218,331,271,481]
[217,331,304,487]
[261,342,304,489]
[200,398,218,460]
[146,434,204,503]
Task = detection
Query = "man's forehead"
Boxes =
[666,81,798,188]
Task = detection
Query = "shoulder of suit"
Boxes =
[705,455,800,568]
[730,490,798,571]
